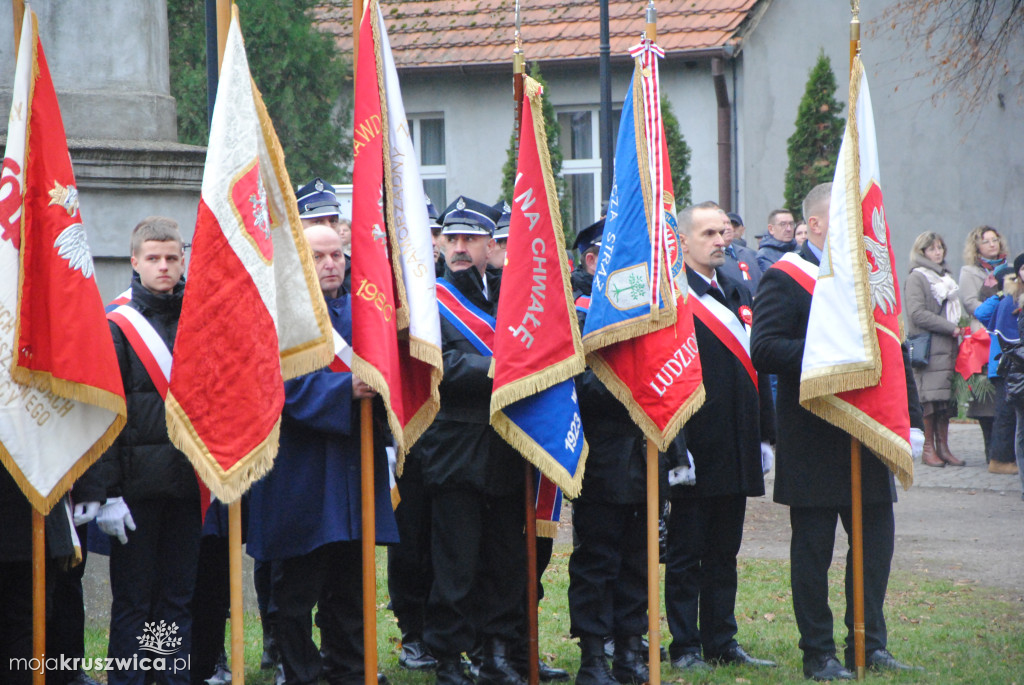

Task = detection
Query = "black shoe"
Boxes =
[538,659,570,682]
[437,656,475,685]
[803,654,854,681]
[577,636,617,685]
[400,641,439,671]
[847,648,923,672]
[669,653,711,672]
[479,638,527,685]
[707,645,776,667]
[378,672,389,685]
[611,636,649,684]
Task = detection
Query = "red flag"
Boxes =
[0,8,126,513]
[581,40,704,449]
[351,0,441,465]
[165,8,333,502]
[799,57,912,488]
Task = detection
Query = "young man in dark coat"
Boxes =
[417,197,527,685]
[663,202,776,673]
[750,183,924,681]
[90,217,201,685]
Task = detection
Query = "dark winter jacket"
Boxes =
[92,277,199,504]
[755,234,797,273]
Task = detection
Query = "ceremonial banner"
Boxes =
[166,8,333,502]
[799,57,912,489]
[0,8,126,514]
[490,76,588,497]
[350,0,442,465]
[581,41,703,449]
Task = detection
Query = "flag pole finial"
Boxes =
[849,0,861,71]
[513,0,524,74]
[645,0,657,42]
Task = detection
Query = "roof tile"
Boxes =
[315,0,757,69]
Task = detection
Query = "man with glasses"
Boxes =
[755,209,798,272]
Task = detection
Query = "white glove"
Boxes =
[97,497,136,544]
[909,428,924,460]
[760,442,775,475]
[72,501,101,527]
[668,450,696,486]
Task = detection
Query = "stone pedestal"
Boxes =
[0,1,206,301]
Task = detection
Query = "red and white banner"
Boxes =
[350,0,442,466]
[799,56,912,489]
[0,8,126,514]
[165,7,333,502]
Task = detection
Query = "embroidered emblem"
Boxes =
[48,180,79,216]
[54,223,95,278]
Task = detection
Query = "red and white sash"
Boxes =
[771,252,818,295]
[106,305,211,517]
[330,329,352,373]
[107,305,172,399]
[690,291,758,390]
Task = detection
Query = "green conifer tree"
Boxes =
[167,0,351,182]
[661,99,692,209]
[784,51,845,218]
[500,63,569,238]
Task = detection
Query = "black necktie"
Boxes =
[708,280,727,305]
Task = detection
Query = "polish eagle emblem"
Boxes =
[863,205,896,315]
[54,223,95,278]
[48,180,79,216]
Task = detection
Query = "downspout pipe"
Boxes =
[711,54,732,211]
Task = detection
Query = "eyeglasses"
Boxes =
[774,221,795,228]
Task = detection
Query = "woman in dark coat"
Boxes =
[904,232,963,466]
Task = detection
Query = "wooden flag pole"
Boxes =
[848,5,866,680]
[209,6,246,684]
[32,510,44,685]
[12,0,23,49]
[644,5,662,684]
[360,398,378,685]
[12,9,44,685]
[352,6,378,685]
[511,6,540,684]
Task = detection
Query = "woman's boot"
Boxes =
[921,415,944,467]
[935,413,965,466]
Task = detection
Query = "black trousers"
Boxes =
[108,497,201,685]
[789,503,894,663]
[567,499,647,640]
[47,524,88,684]
[664,495,746,659]
[387,471,433,641]
[189,535,230,684]
[991,378,1018,464]
[424,489,525,657]
[272,541,363,685]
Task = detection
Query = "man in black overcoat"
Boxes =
[663,202,777,673]
[750,183,924,681]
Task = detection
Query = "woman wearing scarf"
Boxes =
[959,226,1009,461]
[906,232,965,466]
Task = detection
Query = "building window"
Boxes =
[557,108,619,235]
[409,115,446,208]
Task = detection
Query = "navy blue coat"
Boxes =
[247,294,398,561]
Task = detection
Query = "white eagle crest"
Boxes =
[863,206,896,315]
[54,223,95,278]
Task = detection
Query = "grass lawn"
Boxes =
[84,545,1023,684]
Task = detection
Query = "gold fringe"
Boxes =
[489,357,585,417]
[802,394,914,490]
[799,361,878,405]
[407,335,443,371]
[586,351,705,451]
[0,411,125,515]
[581,311,676,356]
[351,351,442,478]
[251,68,335,381]
[370,1,412,334]
[536,519,559,539]
[491,410,588,499]
[165,391,281,503]
[390,484,401,511]
[8,367,127,419]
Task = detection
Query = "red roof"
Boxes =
[316,1,759,70]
